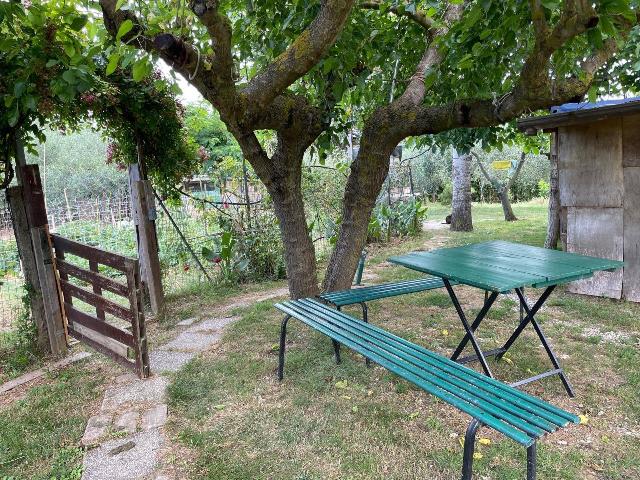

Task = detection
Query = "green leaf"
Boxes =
[63,43,75,58]
[13,82,26,98]
[8,104,19,127]
[45,59,59,68]
[69,15,88,31]
[115,0,127,11]
[116,19,133,42]
[62,69,77,84]
[106,53,120,75]
[132,58,150,82]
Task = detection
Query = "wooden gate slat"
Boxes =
[65,304,135,347]
[57,259,130,297]
[60,280,133,321]
[67,329,136,372]
[51,234,135,273]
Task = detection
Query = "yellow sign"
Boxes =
[492,160,511,170]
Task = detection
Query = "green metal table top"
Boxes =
[389,240,624,293]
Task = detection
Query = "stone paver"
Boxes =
[160,331,221,352]
[148,350,195,373]
[141,404,168,430]
[102,376,169,411]
[114,410,138,434]
[82,414,112,447]
[82,429,164,480]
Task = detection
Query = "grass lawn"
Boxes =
[0,355,114,479]
[164,200,640,479]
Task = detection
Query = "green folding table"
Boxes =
[389,240,624,397]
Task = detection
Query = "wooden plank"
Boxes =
[566,207,623,299]
[50,234,135,273]
[60,279,133,321]
[31,226,67,355]
[389,252,548,292]
[622,115,640,167]
[65,304,135,347]
[21,165,48,228]
[126,257,149,378]
[623,167,640,302]
[558,121,623,208]
[89,260,105,320]
[67,326,133,371]
[56,259,130,297]
[130,174,164,315]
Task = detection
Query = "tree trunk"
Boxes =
[323,138,394,292]
[450,149,473,231]
[269,181,318,298]
[499,189,518,221]
[545,133,560,249]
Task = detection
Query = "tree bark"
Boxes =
[323,138,394,292]
[499,189,518,221]
[450,149,473,231]
[545,133,560,249]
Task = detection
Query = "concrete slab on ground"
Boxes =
[159,331,221,352]
[82,429,164,480]
[101,376,168,411]
[149,350,195,373]
[187,316,239,333]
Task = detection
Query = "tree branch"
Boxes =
[360,1,433,30]
[241,0,357,114]
[505,152,527,191]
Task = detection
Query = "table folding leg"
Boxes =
[444,281,575,397]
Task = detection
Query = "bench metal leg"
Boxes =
[278,315,292,381]
[527,442,537,480]
[333,307,343,364]
[461,419,481,480]
[462,419,537,480]
[360,302,371,367]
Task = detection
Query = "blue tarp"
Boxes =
[550,97,640,114]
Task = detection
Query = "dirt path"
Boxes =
[80,285,289,480]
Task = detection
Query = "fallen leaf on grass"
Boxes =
[335,380,348,389]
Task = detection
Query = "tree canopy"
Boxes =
[3,0,639,297]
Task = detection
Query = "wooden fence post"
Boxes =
[21,164,67,355]
[128,162,164,315]
[6,187,49,351]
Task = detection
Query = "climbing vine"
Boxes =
[0,1,197,196]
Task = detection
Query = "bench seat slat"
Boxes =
[302,299,578,425]
[276,302,536,446]
[290,302,566,436]
[298,299,572,428]
[275,299,580,447]
[319,277,454,306]
[286,303,548,438]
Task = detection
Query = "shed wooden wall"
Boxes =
[558,114,640,302]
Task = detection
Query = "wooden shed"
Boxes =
[518,98,640,302]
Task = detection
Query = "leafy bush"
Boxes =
[368,198,428,242]
[538,179,550,199]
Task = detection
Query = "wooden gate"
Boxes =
[51,234,150,378]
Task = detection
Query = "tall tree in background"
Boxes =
[473,151,527,222]
[26,0,640,297]
[450,149,473,231]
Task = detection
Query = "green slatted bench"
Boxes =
[275,298,579,480]
[319,276,455,322]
